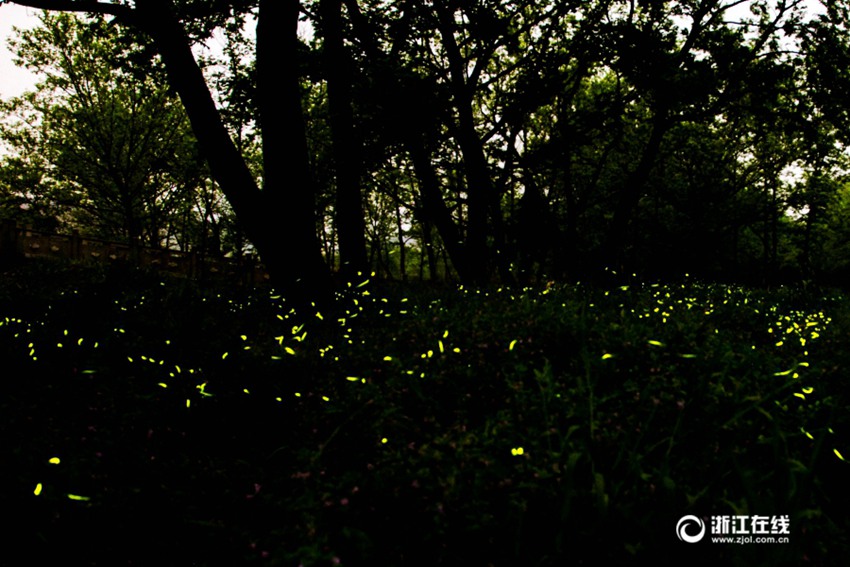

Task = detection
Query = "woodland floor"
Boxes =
[1,261,848,566]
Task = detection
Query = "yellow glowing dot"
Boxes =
[48,457,60,465]
[34,483,42,496]
[601,353,614,360]
[381,437,388,444]
[67,494,90,502]
[285,347,296,355]
[835,448,845,461]
[158,383,167,388]
[511,447,524,456]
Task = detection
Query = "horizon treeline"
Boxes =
[2,1,850,287]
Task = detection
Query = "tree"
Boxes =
[2,0,334,309]
[1,0,844,289]
[1,12,210,249]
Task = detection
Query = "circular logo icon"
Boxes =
[676,515,706,543]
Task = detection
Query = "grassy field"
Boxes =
[1,262,848,566]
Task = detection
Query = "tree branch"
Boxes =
[3,0,136,23]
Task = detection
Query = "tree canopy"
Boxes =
[2,0,849,295]
[0,12,217,249]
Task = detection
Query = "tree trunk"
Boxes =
[319,0,368,277]
[406,138,474,282]
[24,0,335,309]
[255,0,332,308]
[434,3,492,283]
[602,109,670,271]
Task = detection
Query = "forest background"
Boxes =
[1,0,850,297]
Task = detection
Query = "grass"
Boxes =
[1,261,848,565]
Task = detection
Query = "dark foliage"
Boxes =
[1,263,848,565]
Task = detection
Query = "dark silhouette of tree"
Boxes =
[3,0,849,286]
[2,0,333,309]
[316,0,368,277]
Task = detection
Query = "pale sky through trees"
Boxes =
[0,3,236,100]
[0,3,40,99]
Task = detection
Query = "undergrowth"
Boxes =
[0,261,848,566]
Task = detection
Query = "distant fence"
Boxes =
[0,220,269,284]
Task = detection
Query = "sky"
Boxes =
[0,3,41,99]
